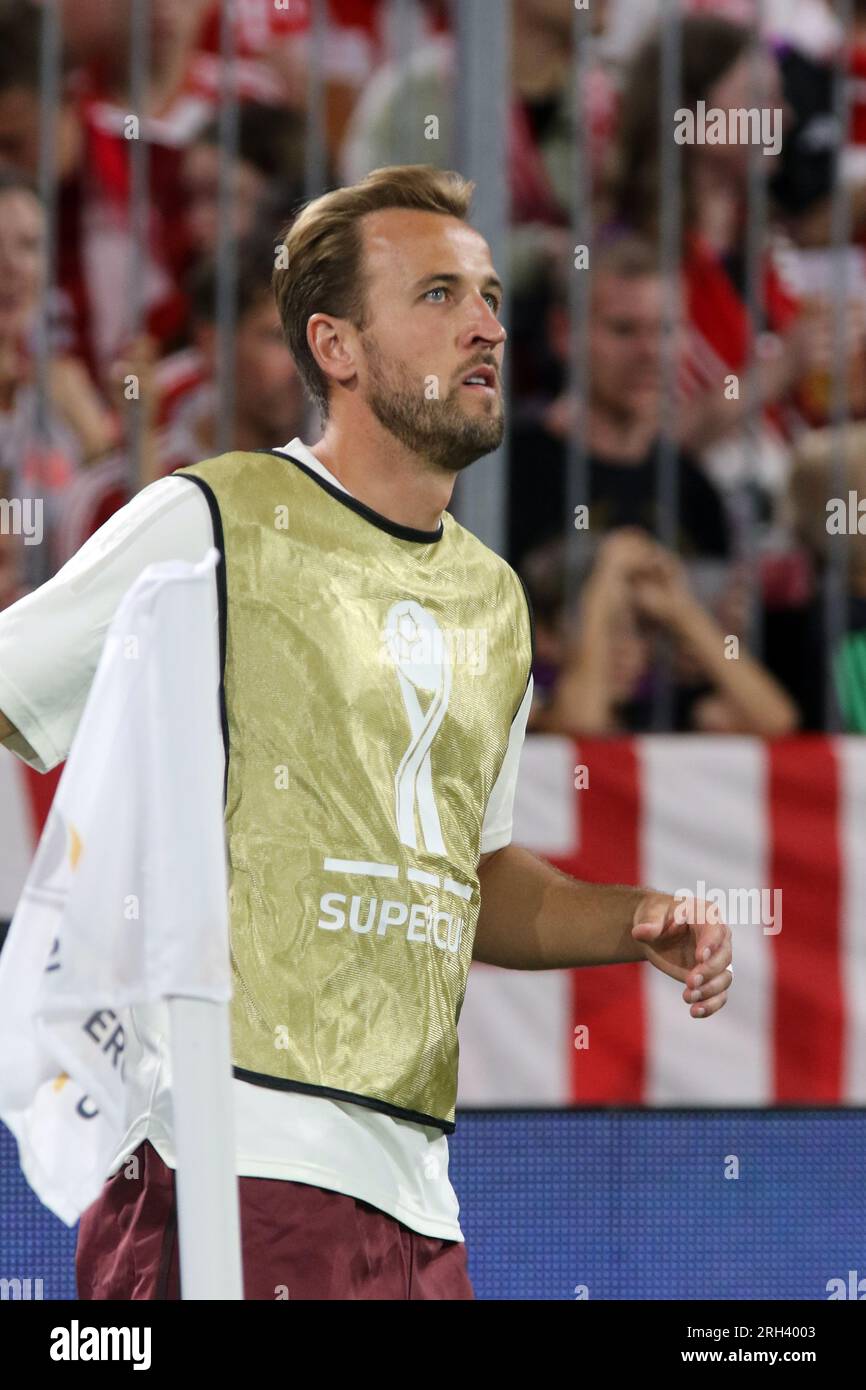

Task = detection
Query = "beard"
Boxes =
[361,333,505,473]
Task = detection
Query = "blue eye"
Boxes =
[425,286,448,302]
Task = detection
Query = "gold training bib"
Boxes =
[177,450,532,1131]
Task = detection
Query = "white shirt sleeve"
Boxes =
[479,675,533,855]
[0,477,214,772]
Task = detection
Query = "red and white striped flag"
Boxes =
[6,732,866,1108]
[458,735,866,1107]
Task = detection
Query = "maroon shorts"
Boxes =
[76,1139,474,1300]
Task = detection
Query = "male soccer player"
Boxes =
[0,165,732,1300]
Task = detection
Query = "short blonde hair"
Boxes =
[272,164,474,419]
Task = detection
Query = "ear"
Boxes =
[307,313,358,392]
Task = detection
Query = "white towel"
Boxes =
[0,549,231,1225]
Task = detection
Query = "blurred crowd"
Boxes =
[1,0,866,733]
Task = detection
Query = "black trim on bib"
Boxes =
[177,473,230,806]
[259,448,445,545]
[232,1066,457,1135]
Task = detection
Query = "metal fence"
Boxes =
[19,0,861,729]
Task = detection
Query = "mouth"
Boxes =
[460,364,498,395]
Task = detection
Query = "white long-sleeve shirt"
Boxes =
[0,438,532,1240]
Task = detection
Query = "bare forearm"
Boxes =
[672,603,798,735]
[541,581,620,734]
[474,843,647,969]
[539,646,615,734]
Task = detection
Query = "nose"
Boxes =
[461,289,507,350]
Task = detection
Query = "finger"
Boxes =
[683,968,732,1006]
[691,913,727,967]
[688,933,732,990]
[689,988,730,1020]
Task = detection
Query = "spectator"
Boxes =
[181,104,307,265]
[144,242,308,485]
[54,242,308,556]
[788,421,866,729]
[522,528,800,736]
[340,0,618,291]
[604,16,813,520]
[508,235,732,568]
[0,3,84,361]
[3,0,303,379]
[0,167,118,592]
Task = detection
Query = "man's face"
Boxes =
[0,190,43,339]
[57,0,129,60]
[0,87,80,180]
[182,142,267,258]
[516,0,573,30]
[515,0,609,38]
[234,295,306,439]
[55,0,208,67]
[349,208,507,473]
[585,272,664,422]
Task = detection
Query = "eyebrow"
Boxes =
[414,271,504,297]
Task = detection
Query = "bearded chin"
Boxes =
[368,386,504,472]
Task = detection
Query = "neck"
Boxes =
[544,390,656,461]
[310,415,456,532]
[586,399,656,461]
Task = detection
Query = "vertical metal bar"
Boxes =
[564,0,592,610]
[304,0,328,201]
[128,0,151,493]
[652,0,683,730]
[30,0,62,589]
[216,0,240,457]
[452,0,509,555]
[825,0,854,730]
[741,3,768,665]
[382,0,425,165]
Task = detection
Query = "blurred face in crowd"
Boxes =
[332,208,506,472]
[543,588,651,702]
[702,45,786,177]
[228,293,307,439]
[607,603,652,703]
[56,0,209,71]
[0,86,80,181]
[516,0,574,32]
[516,0,608,37]
[55,0,129,61]
[150,0,211,68]
[181,142,268,259]
[576,271,664,423]
[0,188,44,341]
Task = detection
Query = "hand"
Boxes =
[0,534,22,610]
[631,891,732,1019]
[576,529,657,635]
[48,356,119,462]
[630,546,693,627]
[106,334,159,423]
[593,527,659,581]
